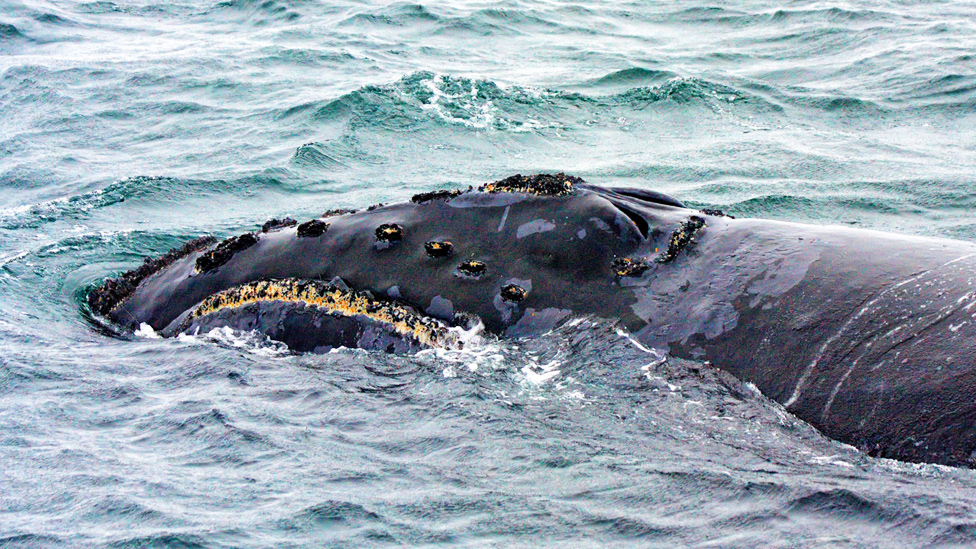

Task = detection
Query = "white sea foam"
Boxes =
[134,323,161,339]
[176,326,290,357]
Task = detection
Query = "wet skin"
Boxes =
[92,176,976,467]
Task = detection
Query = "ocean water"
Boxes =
[3,0,976,546]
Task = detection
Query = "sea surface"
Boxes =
[3,0,976,547]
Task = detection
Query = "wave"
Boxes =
[283,71,782,136]
[102,533,211,548]
[34,12,75,26]
[290,142,349,170]
[337,3,440,28]
[0,176,235,230]
[655,5,895,26]
[75,0,176,17]
[0,22,24,40]
[445,6,613,37]
[335,3,605,37]
[590,68,679,90]
[611,76,781,111]
[0,534,64,547]
[0,182,133,230]
[76,1,121,14]
[254,46,355,68]
[306,72,578,132]
[767,7,892,24]
[211,0,302,24]
[898,73,976,107]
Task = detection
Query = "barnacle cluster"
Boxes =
[657,216,706,264]
[187,278,459,349]
[322,208,357,218]
[261,218,297,233]
[375,223,404,242]
[411,188,467,204]
[456,260,487,279]
[480,173,582,197]
[500,284,527,302]
[87,236,218,316]
[700,208,735,219]
[195,233,259,273]
[424,241,454,258]
[611,257,651,277]
[297,219,328,238]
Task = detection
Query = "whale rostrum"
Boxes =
[88,173,976,468]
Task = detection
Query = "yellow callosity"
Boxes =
[188,278,456,348]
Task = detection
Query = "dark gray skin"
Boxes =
[98,182,976,467]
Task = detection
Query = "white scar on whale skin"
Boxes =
[784,253,975,410]
[819,262,976,421]
[497,205,510,232]
[516,219,556,239]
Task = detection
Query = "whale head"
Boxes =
[88,173,707,352]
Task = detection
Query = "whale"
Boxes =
[88,173,976,468]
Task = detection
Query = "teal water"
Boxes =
[3,1,976,547]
